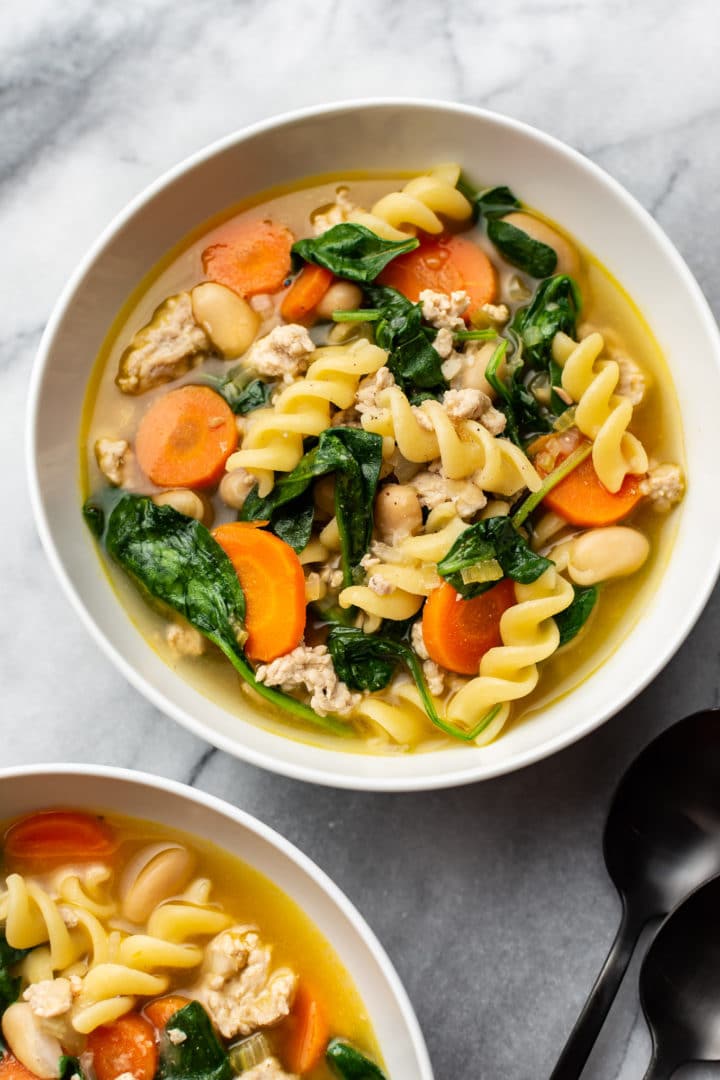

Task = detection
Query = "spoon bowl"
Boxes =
[551,708,720,1078]
[640,873,720,1079]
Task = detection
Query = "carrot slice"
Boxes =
[4,811,117,865]
[378,233,497,316]
[283,984,329,1073]
[135,386,237,489]
[280,265,334,324]
[202,219,294,298]
[87,1014,157,1080]
[212,522,306,662]
[422,578,516,675]
[531,432,643,527]
[143,995,190,1031]
[0,1055,42,1079]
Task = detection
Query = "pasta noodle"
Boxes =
[553,330,648,492]
[349,164,472,241]
[446,567,575,745]
[362,387,542,495]
[227,339,387,495]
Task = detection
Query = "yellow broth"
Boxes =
[80,174,685,754]
[0,809,382,1078]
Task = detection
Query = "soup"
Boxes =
[81,166,685,753]
[0,809,383,1079]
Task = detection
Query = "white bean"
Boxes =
[153,488,207,522]
[502,212,580,278]
[315,281,363,320]
[191,282,260,358]
[2,1003,63,1079]
[374,485,423,543]
[555,526,650,585]
[219,468,255,510]
[121,844,195,923]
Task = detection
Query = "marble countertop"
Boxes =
[4,1,720,1077]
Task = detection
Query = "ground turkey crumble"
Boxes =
[23,978,75,1018]
[94,438,132,487]
[244,324,314,383]
[166,621,206,657]
[419,289,469,330]
[311,187,357,234]
[411,621,446,696]
[242,1061,297,1080]
[117,293,209,394]
[442,388,506,435]
[640,463,684,512]
[409,464,487,520]
[255,644,360,717]
[355,365,395,421]
[197,926,297,1040]
[615,353,647,405]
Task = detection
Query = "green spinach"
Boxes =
[157,1001,232,1080]
[327,1038,388,1079]
[219,376,272,414]
[103,496,350,736]
[555,584,598,646]
[363,285,446,400]
[292,224,418,283]
[484,340,553,447]
[0,934,30,1019]
[241,428,383,584]
[437,516,552,598]
[59,1057,86,1080]
[510,274,581,369]
[487,218,558,278]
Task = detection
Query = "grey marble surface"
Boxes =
[4,1,720,1077]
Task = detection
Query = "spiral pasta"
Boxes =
[362,386,541,495]
[446,567,575,745]
[226,339,387,495]
[349,164,472,241]
[553,331,648,493]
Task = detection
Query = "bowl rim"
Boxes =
[26,96,720,791]
[0,761,434,1077]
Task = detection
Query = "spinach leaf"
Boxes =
[327,1038,388,1079]
[59,1057,86,1080]
[487,218,558,278]
[510,274,581,370]
[363,285,446,399]
[292,224,418,283]
[202,368,273,414]
[82,499,105,538]
[555,584,598,646]
[103,496,350,736]
[157,1001,232,1080]
[474,185,521,220]
[0,934,30,1018]
[241,428,383,583]
[437,516,552,598]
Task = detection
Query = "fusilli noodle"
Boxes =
[349,164,472,241]
[554,331,648,492]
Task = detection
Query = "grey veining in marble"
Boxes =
[4,1,720,1077]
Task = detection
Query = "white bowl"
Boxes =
[28,99,720,791]
[0,764,432,1078]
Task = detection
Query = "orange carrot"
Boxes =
[280,264,334,323]
[531,432,643,527]
[202,219,294,298]
[87,1014,157,1080]
[283,984,329,1073]
[212,522,306,662]
[143,995,190,1031]
[135,386,237,489]
[4,811,117,865]
[378,233,497,315]
[422,579,516,675]
[0,1055,42,1079]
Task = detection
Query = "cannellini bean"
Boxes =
[554,526,650,586]
[374,485,423,543]
[501,212,580,278]
[191,282,260,359]
[458,342,498,396]
[153,488,208,523]
[315,281,363,320]
[2,1003,63,1079]
[219,468,256,510]
[121,844,195,923]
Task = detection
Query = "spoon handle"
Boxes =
[550,906,641,1079]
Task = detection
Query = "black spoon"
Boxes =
[551,707,720,1079]
[639,873,720,1079]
